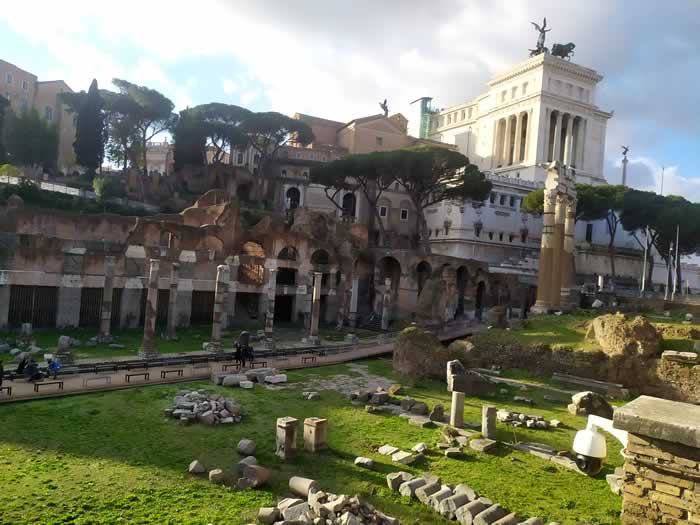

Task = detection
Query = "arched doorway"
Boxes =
[342,193,356,220]
[377,256,401,319]
[416,261,431,296]
[286,187,300,210]
[455,266,469,319]
[237,183,252,202]
[276,246,297,286]
[475,281,486,320]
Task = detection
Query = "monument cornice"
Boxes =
[488,53,603,87]
[540,93,612,119]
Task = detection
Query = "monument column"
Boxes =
[550,194,567,309]
[348,275,359,327]
[381,277,392,330]
[140,259,160,357]
[210,264,229,352]
[336,273,348,329]
[552,111,563,163]
[165,262,179,339]
[325,268,338,323]
[227,256,240,325]
[560,196,578,309]
[99,256,116,339]
[265,268,277,338]
[503,116,513,165]
[308,271,322,345]
[531,189,557,313]
[575,118,586,170]
[563,114,575,165]
[513,113,523,164]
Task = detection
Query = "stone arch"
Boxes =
[286,187,301,210]
[278,246,298,261]
[455,265,469,318]
[239,241,265,285]
[342,192,356,219]
[277,246,297,286]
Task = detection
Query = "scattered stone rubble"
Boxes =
[567,391,614,419]
[164,390,242,425]
[256,477,400,525]
[386,470,553,525]
[496,409,558,430]
[211,367,288,388]
[188,445,271,491]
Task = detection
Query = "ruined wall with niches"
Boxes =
[613,396,700,525]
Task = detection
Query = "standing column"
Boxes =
[575,118,586,170]
[503,116,513,165]
[140,259,160,357]
[450,391,465,428]
[265,268,277,338]
[563,114,575,165]
[99,255,116,339]
[552,112,563,163]
[336,274,348,329]
[550,194,566,309]
[165,262,179,339]
[209,264,229,352]
[560,197,578,309]
[308,271,322,345]
[348,275,359,327]
[513,113,523,164]
[381,277,392,330]
[325,268,338,323]
[482,405,497,440]
[227,257,240,325]
[531,189,557,314]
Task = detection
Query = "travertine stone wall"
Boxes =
[614,396,700,525]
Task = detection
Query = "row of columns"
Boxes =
[546,110,586,169]
[493,111,529,167]
[531,162,577,313]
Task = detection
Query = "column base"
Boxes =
[530,301,552,315]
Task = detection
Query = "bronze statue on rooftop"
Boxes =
[529,17,551,56]
[379,98,389,117]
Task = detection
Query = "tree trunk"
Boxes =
[418,205,431,254]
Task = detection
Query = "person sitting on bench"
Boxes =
[47,358,61,380]
[16,356,29,376]
[24,359,44,382]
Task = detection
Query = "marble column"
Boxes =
[349,275,359,328]
[482,405,497,439]
[550,194,567,309]
[575,118,586,170]
[265,268,277,337]
[227,256,240,324]
[325,268,338,323]
[503,116,513,165]
[99,255,116,339]
[140,259,160,357]
[381,277,392,330]
[308,271,322,345]
[336,274,348,329]
[165,262,179,339]
[513,113,523,164]
[275,417,299,460]
[450,391,465,428]
[560,197,577,309]
[552,112,563,163]
[210,264,229,352]
[303,417,328,452]
[563,114,575,165]
[531,189,557,314]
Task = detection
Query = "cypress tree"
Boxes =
[74,79,105,174]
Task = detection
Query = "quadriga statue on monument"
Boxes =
[529,17,551,56]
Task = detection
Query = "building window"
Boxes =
[509,196,515,207]
[499,194,506,206]
[44,106,53,122]
[499,232,504,241]
[511,86,517,99]
[237,152,244,164]
[376,136,383,146]
[489,193,496,204]
[281,169,287,177]
[21,79,28,91]
[468,107,473,119]
[379,206,388,218]
[400,209,409,221]
[488,232,494,240]
[461,110,466,120]
[501,91,507,102]
[5,73,12,85]
[566,83,573,96]
[578,86,584,100]
[585,223,594,242]
[522,82,528,95]
[509,234,514,242]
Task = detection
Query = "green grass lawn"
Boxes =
[0,323,380,365]
[0,358,623,524]
[474,313,699,354]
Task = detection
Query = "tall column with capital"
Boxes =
[552,112,563,163]
[165,262,179,339]
[210,264,229,352]
[550,194,567,309]
[531,190,557,314]
[227,256,240,325]
[308,272,322,345]
[99,256,116,339]
[265,268,277,337]
[513,113,523,164]
[140,259,160,357]
[560,196,578,309]
[563,114,575,165]
[575,118,586,170]
[503,116,513,165]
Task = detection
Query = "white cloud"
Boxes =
[222,79,238,95]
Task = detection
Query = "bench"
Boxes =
[125,362,149,371]
[249,361,268,369]
[221,363,241,372]
[160,368,184,379]
[34,381,64,393]
[0,386,11,396]
[125,372,150,383]
[301,355,317,365]
[82,375,112,388]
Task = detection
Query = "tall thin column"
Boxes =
[349,275,359,327]
[336,273,348,329]
[503,116,513,165]
[550,195,566,309]
[210,264,229,352]
[563,114,575,165]
[381,277,392,330]
[308,271,322,345]
[552,112,563,163]
[560,197,577,309]
[575,118,586,170]
[531,190,557,314]
[165,262,179,339]
[99,255,116,339]
[140,259,160,357]
[513,113,523,164]
[227,257,240,325]
[265,268,277,337]
[325,268,338,323]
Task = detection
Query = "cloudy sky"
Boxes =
[1,1,698,197]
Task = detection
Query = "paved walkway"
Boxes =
[0,340,396,403]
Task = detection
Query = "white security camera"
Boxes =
[572,415,628,476]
